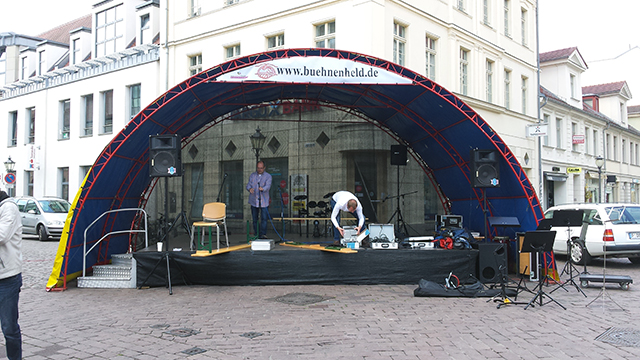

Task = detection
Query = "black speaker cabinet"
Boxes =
[390,145,407,166]
[470,149,500,188]
[477,243,507,283]
[149,134,182,177]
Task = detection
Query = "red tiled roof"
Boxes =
[582,81,627,96]
[36,14,91,45]
[628,105,640,115]
[540,47,578,62]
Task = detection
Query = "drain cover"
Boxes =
[596,327,640,348]
[240,332,264,339]
[163,328,201,337]
[269,292,333,306]
[181,347,207,355]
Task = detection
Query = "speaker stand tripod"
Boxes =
[550,237,586,297]
[139,177,190,294]
[521,230,566,310]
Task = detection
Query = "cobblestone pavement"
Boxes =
[3,235,640,359]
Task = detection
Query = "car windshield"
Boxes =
[605,206,640,224]
[39,200,70,213]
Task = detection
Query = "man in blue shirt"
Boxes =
[246,161,272,238]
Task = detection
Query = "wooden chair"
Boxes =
[190,202,229,252]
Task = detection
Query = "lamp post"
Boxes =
[595,155,604,203]
[249,127,266,163]
[4,156,15,197]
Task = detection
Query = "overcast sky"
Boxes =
[2,0,638,62]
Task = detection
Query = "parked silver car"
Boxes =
[544,203,640,264]
[14,196,70,241]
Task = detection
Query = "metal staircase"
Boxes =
[77,253,136,288]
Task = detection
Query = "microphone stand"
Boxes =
[216,173,228,202]
[277,186,285,238]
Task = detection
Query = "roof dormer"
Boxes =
[540,47,588,109]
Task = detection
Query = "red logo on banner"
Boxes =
[355,185,363,192]
[256,64,277,79]
[280,180,286,188]
[282,193,289,205]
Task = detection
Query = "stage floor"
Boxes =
[133,230,479,288]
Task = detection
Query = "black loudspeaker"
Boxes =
[477,243,507,283]
[149,134,182,177]
[390,145,407,166]
[470,149,500,188]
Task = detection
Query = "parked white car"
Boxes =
[14,196,70,241]
[544,203,640,265]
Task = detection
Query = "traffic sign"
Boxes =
[4,173,16,185]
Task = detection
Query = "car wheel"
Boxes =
[570,240,591,265]
[37,225,48,241]
[629,257,640,265]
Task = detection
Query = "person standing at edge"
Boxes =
[330,190,365,244]
[0,190,23,360]
[246,161,272,239]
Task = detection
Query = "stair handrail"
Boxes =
[83,208,148,278]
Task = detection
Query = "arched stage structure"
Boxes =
[47,49,543,290]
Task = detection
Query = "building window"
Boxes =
[101,90,113,134]
[571,122,578,151]
[72,39,80,65]
[21,57,27,80]
[613,136,618,161]
[80,165,91,184]
[504,69,511,109]
[585,127,590,155]
[82,94,93,136]
[129,84,141,119]
[59,167,69,201]
[622,139,627,163]
[0,52,6,85]
[425,36,436,80]
[38,50,45,76]
[25,171,33,196]
[59,100,70,140]
[483,0,490,25]
[504,0,510,37]
[457,0,465,12]
[190,0,201,16]
[189,54,202,76]
[314,21,335,49]
[486,60,494,103]
[8,111,17,147]
[570,74,576,99]
[636,144,639,166]
[555,117,562,149]
[521,8,527,46]
[630,141,634,165]
[267,34,285,50]
[593,129,598,157]
[225,44,241,60]
[620,102,626,123]
[140,14,150,44]
[95,4,124,58]
[460,48,469,95]
[542,114,549,146]
[393,22,406,66]
[521,76,527,114]
[26,107,35,144]
[606,133,611,160]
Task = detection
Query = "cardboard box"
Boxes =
[251,239,275,251]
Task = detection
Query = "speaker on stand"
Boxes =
[388,145,410,238]
[141,134,191,294]
[470,149,500,239]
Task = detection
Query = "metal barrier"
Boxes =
[83,208,148,278]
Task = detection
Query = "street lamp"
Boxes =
[249,127,266,163]
[595,155,604,203]
[4,156,15,173]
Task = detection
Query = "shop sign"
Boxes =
[566,167,581,174]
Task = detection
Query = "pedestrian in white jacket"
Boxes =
[0,190,23,360]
